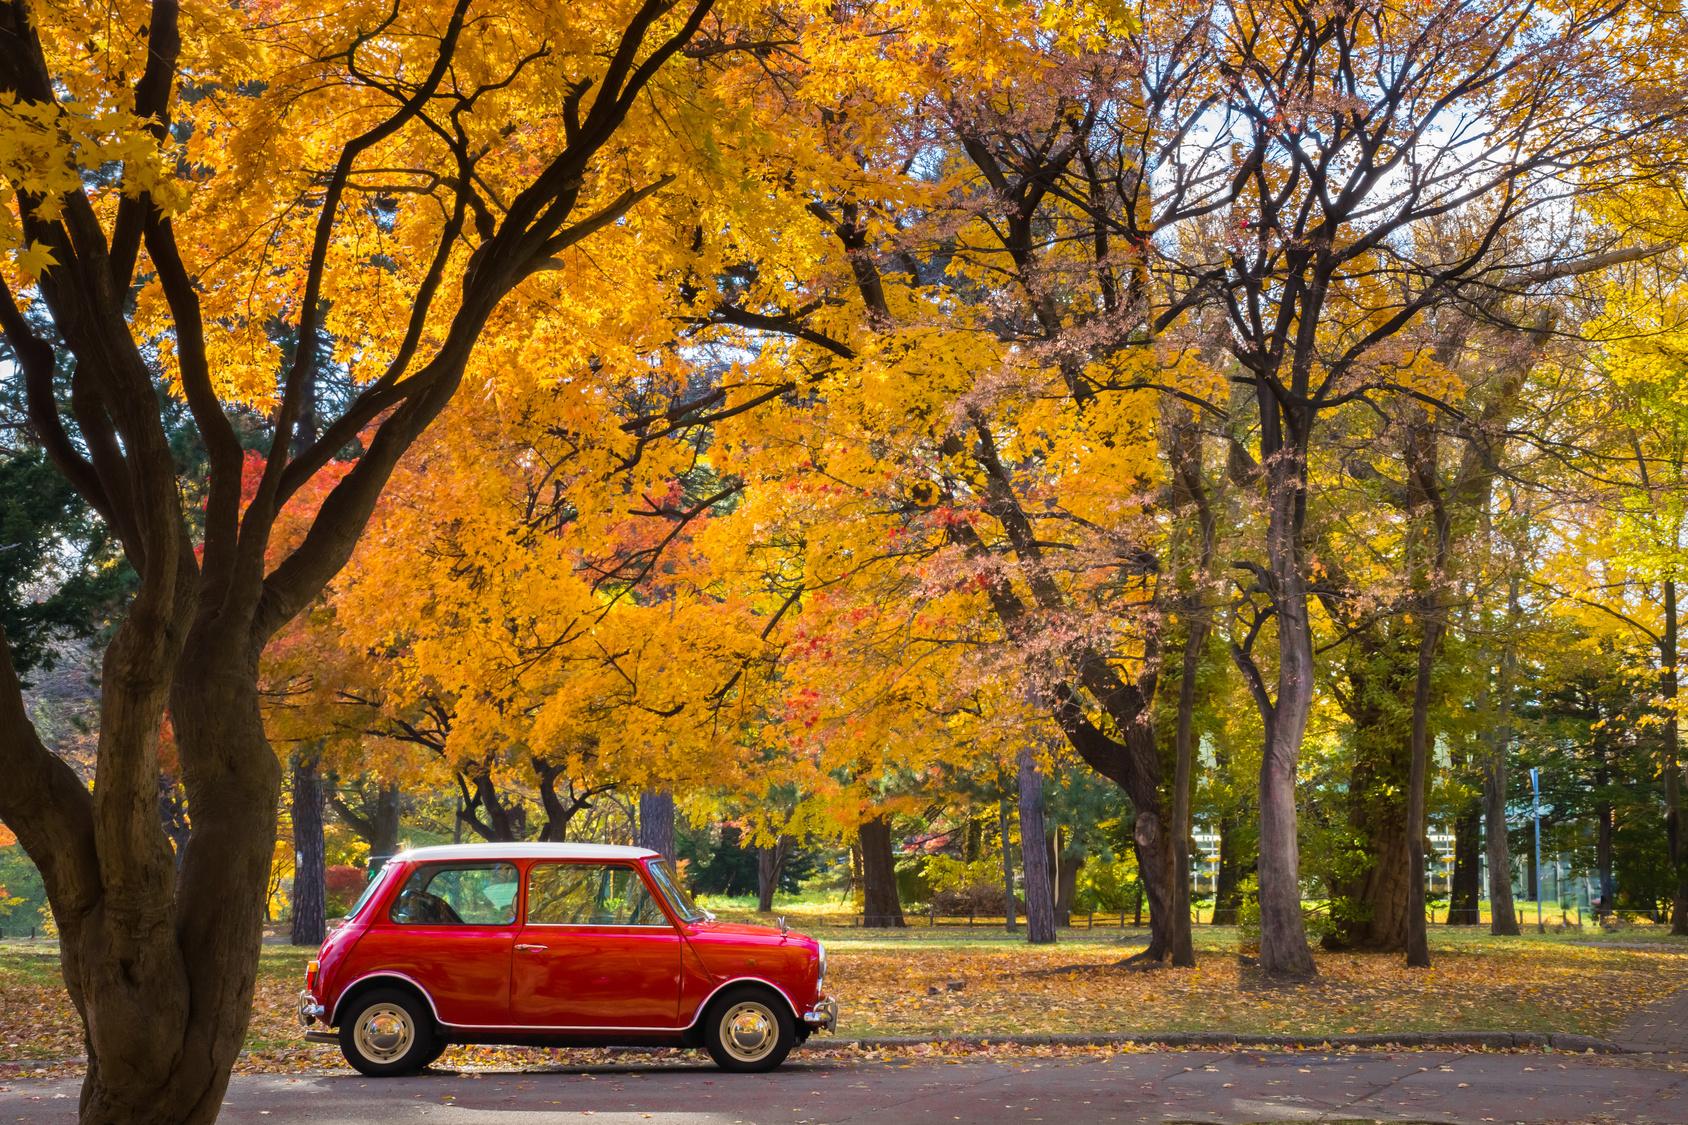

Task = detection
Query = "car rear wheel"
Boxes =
[702,987,795,1073]
[422,1037,450,1070]
[338,988,436,1077]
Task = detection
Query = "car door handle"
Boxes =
[515,943,548,953]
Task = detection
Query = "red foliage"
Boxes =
[325,865,366,899]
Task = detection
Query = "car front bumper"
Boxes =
[802,996,838,1033]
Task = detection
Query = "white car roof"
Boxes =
[392,842,661,863]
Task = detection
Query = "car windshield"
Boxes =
[646,859,705,923]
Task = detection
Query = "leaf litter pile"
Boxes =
[2,932,1684,1077]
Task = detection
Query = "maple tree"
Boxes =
[0,0,728,1119]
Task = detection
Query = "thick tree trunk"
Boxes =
[757,837,791,913]
[1251,440,1316,978]
[289,750,326,947]
[998,798,1018,932]
[1327,643,1414,951]
[51,636,283,1125]
[858,816,904,927]
[1447,797,1483,925]
[638,791,676,864]
[1485,759,1520,934]
[1017,748,1056,944]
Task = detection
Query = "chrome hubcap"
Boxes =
[721,1001,777,1062]
[353,1003,414,1063]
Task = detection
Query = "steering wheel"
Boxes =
[397,890,463,925]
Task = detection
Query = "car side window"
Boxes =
[527,863,668,926]
[390,862,519,926]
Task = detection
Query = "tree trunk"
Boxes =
[1168,607,1205,966]
[1447,796,1482,925]
[370,782,401,862]
[756,836,791,913]
[1327,642,1414,952]
[1163,403,1212,965]
[1402,415,1446,968]
[1017,748,1056,944]
[859,816,904,927]
[1250,436,1317,978]
[289,750,326,947]
[1662,580,1687,934]
[1054,841,1081,928]
[1404,617,1440,967]
[1596,801,1616,918]
[1486,578,1522,936]
[329,778,403,869]
[638,791,676,864]
[1485,760,1520,934]
[39,633,284,1125]
[1212,811,1244,925]
[998,797,1018,931]
[454,769,528,841]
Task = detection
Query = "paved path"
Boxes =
[1618,982,1688,1054]
[5,1051,1687,1124]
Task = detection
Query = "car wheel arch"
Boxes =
[331,972,443,1030]
[690,976,800,1028]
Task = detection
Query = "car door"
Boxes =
[511,861,684,1030]
[359,860,519,1027]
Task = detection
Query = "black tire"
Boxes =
[701,986,796,1073]
[422,1037,450,1070]
[337,987,436,1077]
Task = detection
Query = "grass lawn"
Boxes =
[3,920,1683,1075]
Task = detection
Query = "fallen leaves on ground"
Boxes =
[822,933,1688,1040]
[2,932,1684,1078]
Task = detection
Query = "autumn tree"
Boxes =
[0,1,721,1120]
[1132,0,1685,976]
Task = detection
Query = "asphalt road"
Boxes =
[5,1051,1687,1124]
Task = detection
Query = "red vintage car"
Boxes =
[298,843,836,1075]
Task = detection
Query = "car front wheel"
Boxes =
[338,988,436,1077]
[702,987,796,1073]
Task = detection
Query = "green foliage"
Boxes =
[0,449,129,674]
[0,847,46,935]
[1072,853,1143,914]
[679,823,818,898]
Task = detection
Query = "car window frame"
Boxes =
[387,860,522,928]
[520,860,679,930]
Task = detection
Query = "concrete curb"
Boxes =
[810,1031,1634,1054]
